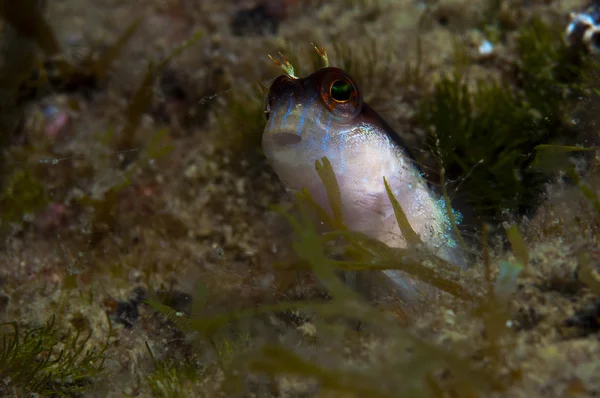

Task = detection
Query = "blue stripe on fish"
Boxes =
[281,96,294,129]
[297,94,318,135]
[268,108,278,131]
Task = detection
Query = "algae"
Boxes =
[417,16,591,221]
[0,315,110,396]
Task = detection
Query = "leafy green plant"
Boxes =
[416,17,588,221]
[0,314,111,396]
[213,84,266,155]
[0,168,48,227]
[114,30,203,154]
[143,156,539,397]
[144,342,202,398]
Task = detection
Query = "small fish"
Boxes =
[565,1,600,53]
[262,46,467,302]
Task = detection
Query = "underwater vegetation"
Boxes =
[0,2,140,236]
[213,84,266,156]
[0,6,203,243]
[0,315,110,396]
[144,156,548,396]
[416,16,594,222]
[143,342,204,398]
[0,0,599,397]
[0,168,48,227]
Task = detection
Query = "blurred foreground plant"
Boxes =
[142,156,543,396]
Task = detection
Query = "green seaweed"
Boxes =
[383,176,422,247]
[248,344,396,398]
[417,17,586,221]
[0,314,111,396]
[296,162,469,298]
[213,84,266,155]
[472,223,527,365]
[115,30,204,153]
[0,168,48,228]
[320,232,474,301]
[144,342,202,398]
[146,156,501,396]
[89,19,142,81]
[315,157,346,229]
[57,55,183,247]
[476,258,522,364]
[418,73,542,219]
[506,225,528,270]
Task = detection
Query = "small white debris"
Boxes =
[297,322,316,337]
[184,164,199,179]
[479,39,494,56]
[235,178,246,195]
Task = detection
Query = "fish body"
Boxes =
[566,1,600,53]
[262,65,467,301]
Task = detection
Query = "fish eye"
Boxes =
[317,68,362,117]
[329,79,354,102]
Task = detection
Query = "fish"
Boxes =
[261,46,468,303]
[565,1,600,53]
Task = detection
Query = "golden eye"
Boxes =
[329,79,354,102]
[317,68,362,117]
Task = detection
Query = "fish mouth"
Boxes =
[271,131,302,147]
